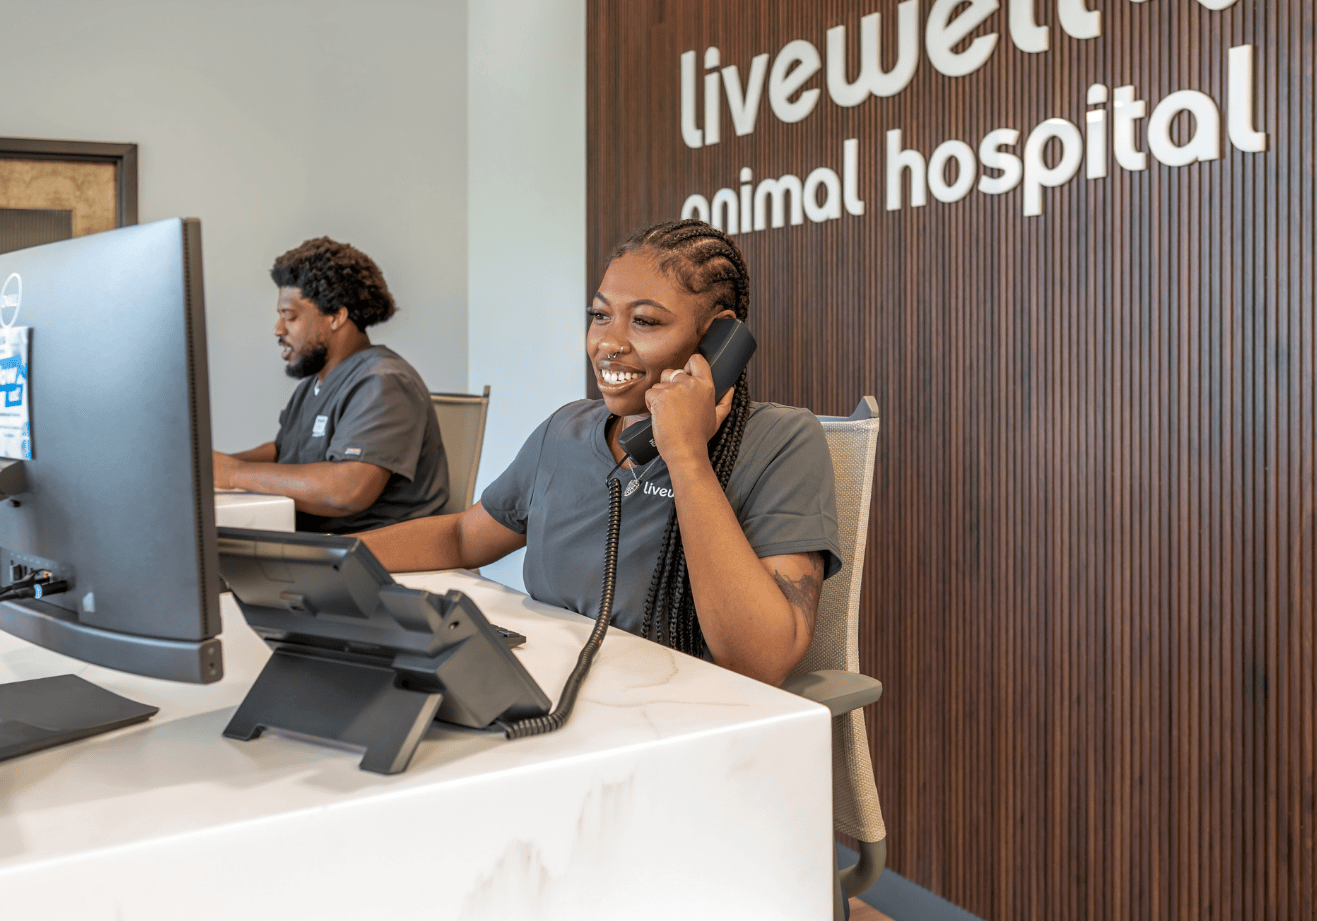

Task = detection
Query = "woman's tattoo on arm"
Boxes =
[773,553,825,637]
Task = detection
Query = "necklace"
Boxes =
[623,456,655,497]
[611,415,654,496]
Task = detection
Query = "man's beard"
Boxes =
[285,342,329,379]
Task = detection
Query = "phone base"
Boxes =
[223,647,443,775]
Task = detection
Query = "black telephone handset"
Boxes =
[617,317,758,466]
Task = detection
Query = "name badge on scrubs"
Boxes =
[312,415,328,437]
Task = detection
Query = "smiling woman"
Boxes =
[359,219,842,687]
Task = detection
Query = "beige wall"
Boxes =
[2,0,587,591]
[467,0,585,590]
[1,0,471,450]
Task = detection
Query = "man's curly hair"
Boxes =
[270,237,396,331]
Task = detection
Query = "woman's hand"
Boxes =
[643,353,735,466]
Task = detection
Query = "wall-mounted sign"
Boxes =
[676,1,1268,230]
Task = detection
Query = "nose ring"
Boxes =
[606,350,619,360]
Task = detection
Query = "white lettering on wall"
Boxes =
[768,40,823,124]
[978,129,1023,195]
[1022,118,1083,217]
[1147,90,1221,166]
[740,167,753,230]
[676,14,1270,222]
[1228,44,1269,153]
[684,140,863,234]
[926,0,1000,78]
[682,193,710,223]
[1009,0,1049,56]
[754,174,805,230]
[1085,84,1108,179]
[1113,85,1149,172]
[723,55,770,137]
[826,3,920,107]
[704,47,722,146]
[844,138,867,215]
[806,167,842,222]
[886,129,928,211]
[680,51,703,149]
[677,3,1255,144]
[1057,0,1101,40]
[928,139,978,203]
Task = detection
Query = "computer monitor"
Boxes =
[0,218,221,685]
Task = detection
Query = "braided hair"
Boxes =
[606,219,753,658]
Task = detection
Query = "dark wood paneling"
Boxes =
[588,2,1315,919]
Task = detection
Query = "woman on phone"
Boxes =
[360,219,840,686]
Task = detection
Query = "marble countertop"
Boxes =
[0,569,833,920]
[212,490,296,532]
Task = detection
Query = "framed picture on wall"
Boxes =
[0,137,138,255]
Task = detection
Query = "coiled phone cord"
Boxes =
[501,475,622,739]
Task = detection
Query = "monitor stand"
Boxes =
[0,674,158,762]
[0,597,223,684]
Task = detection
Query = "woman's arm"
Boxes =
[668,449,822,684]
[355,501,526,572]
[647,356,822,686]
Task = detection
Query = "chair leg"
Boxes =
[833,844,849,921]
[839,838,887,899]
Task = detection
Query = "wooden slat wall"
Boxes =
[586,2,1315,919]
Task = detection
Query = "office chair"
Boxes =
[429,386,491,516]
[782,396,886,921]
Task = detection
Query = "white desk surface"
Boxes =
[212,490,296,532]
[0,569,832,920]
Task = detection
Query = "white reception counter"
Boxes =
[212,490,296,532]
[0,562,832,919]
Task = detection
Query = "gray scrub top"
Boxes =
[275,345,448,533]
[480,399,841,637]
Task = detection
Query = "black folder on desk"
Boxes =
[0,674,158,762]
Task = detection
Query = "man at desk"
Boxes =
[213,237,448,533]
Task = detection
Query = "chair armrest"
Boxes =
[782,670,883,718]
[840,838,887,897]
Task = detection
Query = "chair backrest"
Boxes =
[429,386,490,516]
[790,395,886,846]
[795,395,880,676]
